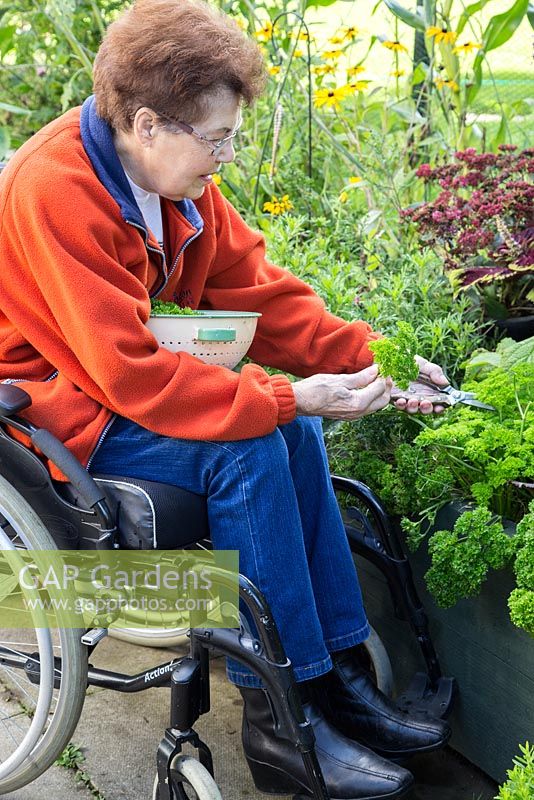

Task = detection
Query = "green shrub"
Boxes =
[495,742,534,800]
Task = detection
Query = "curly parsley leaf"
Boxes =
[368,321,419,390]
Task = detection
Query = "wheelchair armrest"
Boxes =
[0,384,32,415]
[0,385,116,541]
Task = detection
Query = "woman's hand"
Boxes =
[293,365,392,420]
[392,355,449,415]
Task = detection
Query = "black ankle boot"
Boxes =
[309,648,451,760]
[239,686,414,799]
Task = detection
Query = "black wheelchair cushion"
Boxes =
[60,474,210,550]
[0,424,210,550]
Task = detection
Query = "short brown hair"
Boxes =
[93,0,266,131]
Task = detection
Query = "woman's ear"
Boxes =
[133,108,158,146]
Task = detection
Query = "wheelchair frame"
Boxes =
[0,383,455,800]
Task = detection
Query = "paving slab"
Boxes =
[0,692,94,800]
[1,635,499,799]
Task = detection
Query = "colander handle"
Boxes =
[195,327,236,342]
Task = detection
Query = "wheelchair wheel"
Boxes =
[361,625,394,697]
[109,626,189,648]
[0,474,88,793]
[153,754,223,800]
[108,572,225,649]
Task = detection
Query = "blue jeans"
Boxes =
[89,415,370,687]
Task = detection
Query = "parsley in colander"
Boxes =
[150,300,197,315]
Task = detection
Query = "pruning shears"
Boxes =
[390,375,496,411]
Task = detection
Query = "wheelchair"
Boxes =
[0,382,455,800]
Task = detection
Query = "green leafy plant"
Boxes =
[393,359,533,631]
[368,321,419,389]
[382,0,532,150]
[150,300,196,315]
[508,501,534,636]
[55,743,105,799]
[425,506,516,608]
[0,0,121,150]
[463,336,534,381]
[391,361,534,528]
[495,741,534,800]
[329,342,533,633]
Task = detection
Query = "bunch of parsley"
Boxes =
[150,300,196,315]
[368,321,419,390]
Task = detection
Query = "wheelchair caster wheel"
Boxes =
[153,754,223,799]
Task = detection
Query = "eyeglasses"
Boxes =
[153,111,242,157]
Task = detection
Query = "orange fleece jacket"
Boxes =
[0,106,380,480]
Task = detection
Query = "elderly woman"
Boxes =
[0,0,450,798]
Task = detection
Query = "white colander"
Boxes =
[147,311,261,369]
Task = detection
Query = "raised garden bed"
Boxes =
[354,504,534,784]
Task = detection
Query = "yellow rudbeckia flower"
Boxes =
[347,65,365,77]
[313,86,351,110]
[341,26,359,42]
[435,77,459,91]
[382,40,408,53]
[312,64,336,76]
[453,41,481,54]
[344,80,369,94]
[322,49,343,61]
[254,22,273,42]
[426,26,457,45]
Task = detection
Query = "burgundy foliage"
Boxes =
[402,146,534,297]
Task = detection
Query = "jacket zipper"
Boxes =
[155,225,204,298]
[85,413,117,471]
[85,218,202,467]
[126,218,166,269]
[2,365,113,472]
[2,370,58,385]
[6,221,204,467]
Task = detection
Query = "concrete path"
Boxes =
[2,635,499,799]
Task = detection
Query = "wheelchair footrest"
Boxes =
[396,672,457,719]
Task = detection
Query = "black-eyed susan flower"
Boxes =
[344,80,369,94]
[341,26,359,42]
[453,41,481,54]
[390,69,406,77]
[268,65,281,76]
[293,48,304,58]
[263,194,293,215]
[294,30,312,42]
[254,22,273,42]
[328,34,345,45]
[312,64,336,76]
[435,77,459,91]
[347,65,365,77]
[322,49,343,61]
[426,26,457,45]
[314,86,351,110]
[382,40,408,53]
